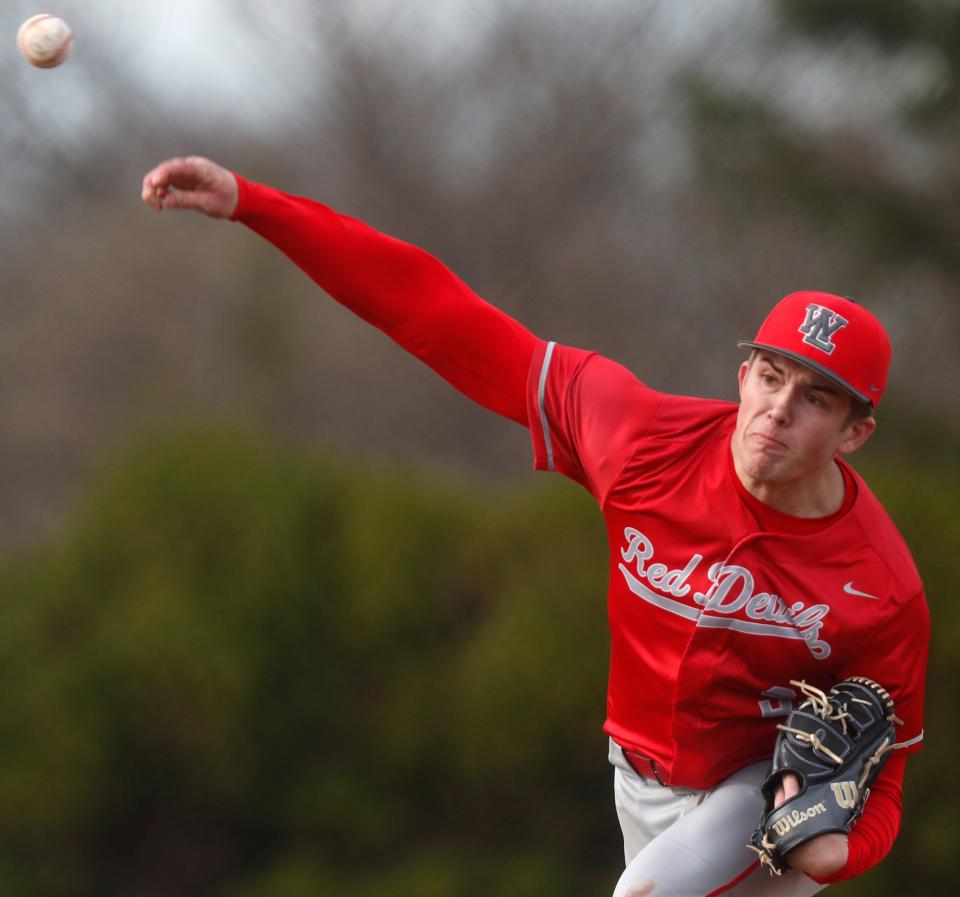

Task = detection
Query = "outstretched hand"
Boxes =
[141,156,239,218]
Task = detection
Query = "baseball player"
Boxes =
[141,156,929,897]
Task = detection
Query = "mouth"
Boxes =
[750,431,788,451]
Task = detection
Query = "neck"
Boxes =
[732,453,845,518]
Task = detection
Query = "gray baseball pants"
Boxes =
[609,740,826,897]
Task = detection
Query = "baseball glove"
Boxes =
[748,677,903,875]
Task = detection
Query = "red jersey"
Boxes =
[231,176,929,880]
[527,341,928,789]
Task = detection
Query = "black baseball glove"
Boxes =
[748,677,903,876]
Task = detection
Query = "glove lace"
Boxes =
[775,723,844,764]
[746,832,784,876]
[792,680,854,729]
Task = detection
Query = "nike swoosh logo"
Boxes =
[843,581,879,600]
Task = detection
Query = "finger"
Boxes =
[774,784,785,807]
[782,772,800,800]
[141,169,160,208]
[141,174,166,210]
[159,188,197,211]
[141,159,182,210]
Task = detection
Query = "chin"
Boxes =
[742,454,788,485]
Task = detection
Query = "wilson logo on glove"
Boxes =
[830,781,859,810]
[770,802,828,837]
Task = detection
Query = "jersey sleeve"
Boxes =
[525,341,665,503]
[231,175,538,425]
[811,753,906,883]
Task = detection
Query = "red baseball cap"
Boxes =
[738,291,891,406]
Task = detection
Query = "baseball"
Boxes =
[17,14,73,68]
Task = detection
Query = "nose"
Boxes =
[767,387,792,425]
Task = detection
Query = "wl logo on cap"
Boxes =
[798,303,848,355]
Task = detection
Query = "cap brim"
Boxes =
[737,341,873,406]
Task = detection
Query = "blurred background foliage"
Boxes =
[0,427,955,897]
[0,428,612,897]
[0,0,957,895]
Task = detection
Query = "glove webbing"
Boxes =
[778,680,906,791]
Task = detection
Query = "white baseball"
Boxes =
[17,14,73,68]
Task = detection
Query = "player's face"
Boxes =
[733,352,875,490]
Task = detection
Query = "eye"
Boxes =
[806,392,825,408]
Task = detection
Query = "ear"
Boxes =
[737,360,751,397]
[837,416,877,455]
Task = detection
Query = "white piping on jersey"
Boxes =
[537,341,557,471]
[696,615,808,641]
